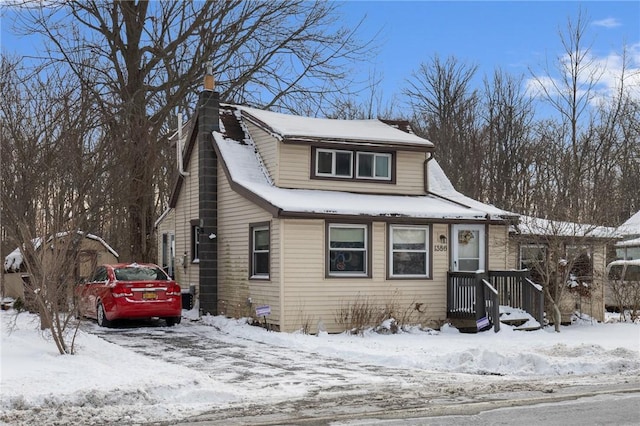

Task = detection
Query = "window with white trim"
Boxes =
[191,223,201,263]
[390,225,429,277]
[251,225,270,278]
[316,149,353,178]
[328,224,368,276]
[357,152,391,180]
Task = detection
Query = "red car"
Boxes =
[77,263,182,327]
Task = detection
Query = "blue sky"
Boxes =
[337,0,640,111]
[1,1,638,114]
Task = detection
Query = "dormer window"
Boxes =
[313,147,394,182]
[316,149,353,178]
[356,152,391,180]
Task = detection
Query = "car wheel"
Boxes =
[96,302,112,327]
[165,316,181,327]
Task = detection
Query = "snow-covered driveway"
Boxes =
[87,317,640,424]
[2,312,639,425]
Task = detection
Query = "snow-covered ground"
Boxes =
[1,309,639,425]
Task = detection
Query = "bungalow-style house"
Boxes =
[158,75,553,333]
[508,216,616,323]
[615,210,640,260]
[2,232,119,302]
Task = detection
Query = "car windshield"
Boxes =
[114,266,168,282]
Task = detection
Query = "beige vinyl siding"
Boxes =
[156,209,175,268]
[487,224,509,270]
[506,237,520,270]
[276,144,427,195]
[558,242,606,323]
[244,121,279,185]
[430,223,450,319]
[217,165,281,326]
[588,243,606,322]
[280,219,449,333]
[172,146,200,292]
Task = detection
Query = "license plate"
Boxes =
[142,292,157,300]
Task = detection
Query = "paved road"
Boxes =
[345,392,640,426]
[89,320,640,425]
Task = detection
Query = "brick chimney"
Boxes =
[197,63,219,315]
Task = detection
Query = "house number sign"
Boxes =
[434,244,448,252]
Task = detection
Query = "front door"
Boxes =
[451,224,485,272]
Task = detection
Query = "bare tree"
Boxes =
[1,56,106,354]
[13,0,373,262]
[516,217,616,331]
[590,45,640,225]
[404,55,483,199]
[481,69,536,212]
[528,8,603,222]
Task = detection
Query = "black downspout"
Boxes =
[198,89,219,315]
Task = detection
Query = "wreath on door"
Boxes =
[458,230,474,245]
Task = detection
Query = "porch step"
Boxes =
[499,306,542,331]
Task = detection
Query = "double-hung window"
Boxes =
[316,149,353,178]
[328,224,368,276]
[251,224,270,279]
[191,222,201,263]
[314,148,393,182]
[389,225,429,277]
[357,152,391,180]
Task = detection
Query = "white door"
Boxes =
[451,224,486,272]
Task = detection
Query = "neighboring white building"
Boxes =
[615,210,640,260]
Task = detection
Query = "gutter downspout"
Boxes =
[177,112,189,177]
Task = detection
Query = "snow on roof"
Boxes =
[427,160,516,220]
[213,132,492,220]
[4,247,24,272]
[615,236,640,248]
[4,232,118,272]
[234,105,434,148]
[617,210,640,236]
[516,215,618,239]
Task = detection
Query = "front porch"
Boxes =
[447,270,544,332]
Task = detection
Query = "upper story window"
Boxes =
[313,148,394,182]
[357,152,391,180]
[316,149,353,178]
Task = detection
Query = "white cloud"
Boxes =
[592,18,622,29]
[525,43,640,107]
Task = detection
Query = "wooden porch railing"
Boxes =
[447,270,544,332]
[446,271,500,332]
[488,270,544,325]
